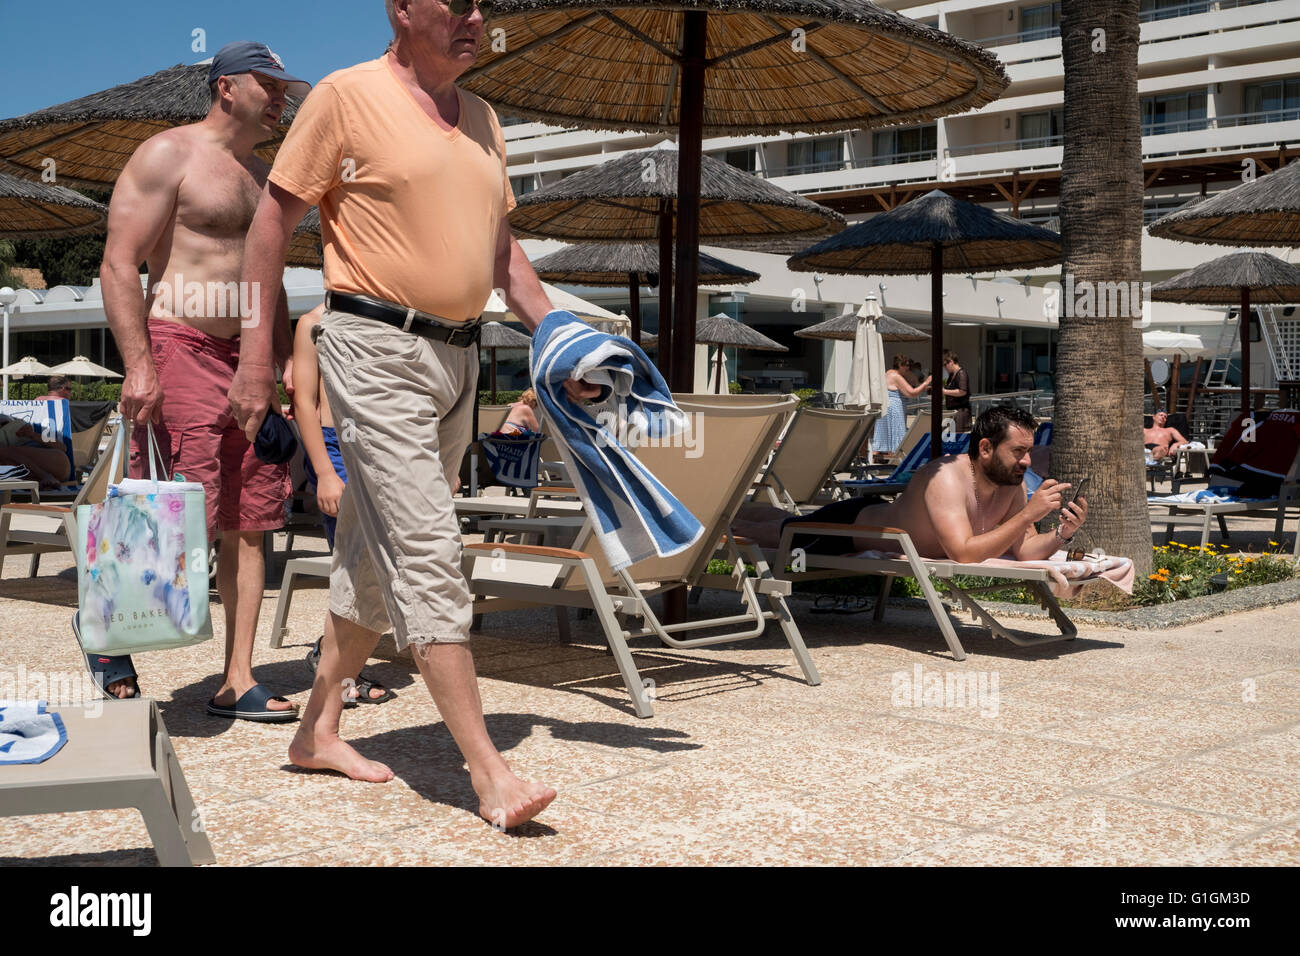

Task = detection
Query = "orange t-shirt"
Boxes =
[269,56,515,322]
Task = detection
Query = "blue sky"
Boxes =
[0,0,392,118]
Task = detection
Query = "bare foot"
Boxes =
[288,730,394,782]
[473,769,556,829]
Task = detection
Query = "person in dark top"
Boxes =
[942,349,972,432]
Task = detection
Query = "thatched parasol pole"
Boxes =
[931,241,944,459]
[671,11,708,393]
[657,201,674,384]
[490,347,499,405]
[1240,287,1251,416]
[627,273,641,342]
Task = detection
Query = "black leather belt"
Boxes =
[325,292,481,349]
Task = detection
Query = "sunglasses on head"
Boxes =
[446,0,493,18]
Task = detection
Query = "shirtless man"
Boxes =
[735,405,1087,562]
[98,42,307,716]
[1143,411,1188,460]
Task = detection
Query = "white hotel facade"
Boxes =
[504,0,1300,397]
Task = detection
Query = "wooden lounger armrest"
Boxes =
[532,485,577,496]
[464,541,590,561]
[2,502,72,515]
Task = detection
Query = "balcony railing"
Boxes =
[972,0,1280,47]
[862,149,938,167]
[1139,0,1272,22]
[1143,108,1300,136]
[783,159,848,176]
[945,134,1063,157]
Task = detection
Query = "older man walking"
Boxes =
[230,0,584,827]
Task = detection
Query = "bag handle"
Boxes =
[107,420,169,486]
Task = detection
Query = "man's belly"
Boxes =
[146,267,255,340]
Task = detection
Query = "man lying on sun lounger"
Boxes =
[1143,411,1189,461]
[733,405,1086,562]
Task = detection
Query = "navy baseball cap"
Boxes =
[209,41,311,99]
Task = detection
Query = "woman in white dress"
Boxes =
[872,355,930,456]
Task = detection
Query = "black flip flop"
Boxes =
[206,684,298,723]
[72,613,140,700]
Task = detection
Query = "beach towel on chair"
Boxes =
[530,310,703,570]
[480,430,544,489]
[848,549,1134,598]
[0,700,67,765]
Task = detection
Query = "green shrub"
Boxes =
[794,387,818,407]
[728,381,742,394]
[480,390,523,406]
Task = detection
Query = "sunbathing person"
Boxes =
[1143,411,1188,460]
[499,388,541,436]
[733,405,1087,562]
[0,415,73,489]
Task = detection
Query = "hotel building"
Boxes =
[503,0,1300,403]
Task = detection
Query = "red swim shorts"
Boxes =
[130,319,289,536]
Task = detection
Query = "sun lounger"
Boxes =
[1148,410,1300,551]
[751,405,877,511]
[462,394,820,717]
[771,523,1129,660]
[0,698,215,866]
[0,420,129,579]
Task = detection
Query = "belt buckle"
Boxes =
[446,324,478,349]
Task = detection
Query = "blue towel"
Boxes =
[481,431,544,489]
[530,310,703,571]
[1149,487,1272,505]
[0,700,67,764]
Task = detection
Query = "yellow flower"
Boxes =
[1158,568,1170,574]
[1147,573,1162,581]
[1234,569,1244,574]
[1270,541,1280,546]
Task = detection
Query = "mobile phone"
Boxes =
[1067,477,1090,507]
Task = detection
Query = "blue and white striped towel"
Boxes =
[0,700,67,764]
[530,310,703,571]
[1149,487,1271,505]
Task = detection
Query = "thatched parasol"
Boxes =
[463,0,1008,394]
[796,308,929,342]
[479,321,533,404]
[1150,251,1300,415]
[531,240,759,341]
[695,312,787,393]
[0,63,300,189]
[789,189,1061,455]
[1148,159,1300,248]
[514,147,839,357]
[0,172,107,238]
[512,149,844,245]
[288,207,323,268]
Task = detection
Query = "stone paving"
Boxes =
[1,527,1296,867]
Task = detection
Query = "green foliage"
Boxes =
[6,380,120,401]
[794,387,818,406]
[0,239,23,288]
[480,390,524,406]
[728,380,742,395]
[11,234,109,288]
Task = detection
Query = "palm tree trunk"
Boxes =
[1058,0,1152,577]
